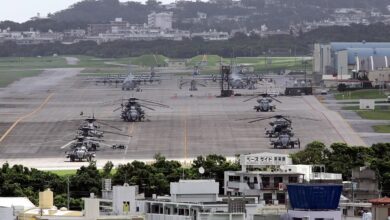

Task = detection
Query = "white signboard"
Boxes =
[240,153,292,166]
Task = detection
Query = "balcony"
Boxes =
[310,172,342,180]
[227,181,250,191]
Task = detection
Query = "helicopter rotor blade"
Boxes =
[290,116,320,121]
[137,99,170,108]
[100,130,131,137]
[235,116,270,121]
[243,95,260,102]
[270,96,282,103]
[97,121,122,131]
[60,140,76,149]
[113,106,122,112]
[248,118,273,123]
[140,104,156,111]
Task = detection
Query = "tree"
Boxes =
[69,162,102,200]
[192,154,240,194]
[102,161,114,178]
[291,141,327,164]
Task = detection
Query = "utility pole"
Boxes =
[67,177,70,210]
[304,60,307,87]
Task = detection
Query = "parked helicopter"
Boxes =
[94,66,163,91]
[66,146,95,162]
[114,98,169,122]
[78,113,124,138]
[241,114,319,138]
[244,93,282,112]
[270,131,300,149]
[62,114,129,158]
[178,77,207,91]
[61,136,106,151]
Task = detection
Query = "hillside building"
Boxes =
[148,12,173,30]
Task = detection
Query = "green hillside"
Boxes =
[131,54,168,67]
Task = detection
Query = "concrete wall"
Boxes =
[170,180,219,203]
[113,185,138,215]
[146,213,191,220]
[337,50,350,79]
[372,206,389,220]
[199,213,245,220]
[313,43,331,74]
[173,194,218,203]
[0,207,13,220]
[286,209,342,220]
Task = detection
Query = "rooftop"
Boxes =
[0,197,35,209]
[369,197,390,205]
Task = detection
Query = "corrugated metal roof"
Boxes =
[369,197,390,205]
[331,42,390,52]
[346,48,390,64]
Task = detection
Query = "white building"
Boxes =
[148,12,173,30]
[191,30,230,41]
[171,180,219,203]
[224,153,342,205]
[313,42,390,82]
[0,197,36,220]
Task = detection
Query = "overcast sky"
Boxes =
[0,0,176,23]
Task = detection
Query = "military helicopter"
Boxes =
[179,77,207,91]
[61,136,106,151]
[78,113,124,138]
[270,131,300,149]
[242,115,292,137]
[243,93,282,112]
[241,114,319,138]
[65,146,95,162]
[94,66,163,91]
[114,98,169,122]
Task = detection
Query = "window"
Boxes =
[229,175,240,181]
[263,193,273,204]
[289,176,298,183]
[277,193,286,204]
[262,177,270,188]
[274,177,283,188]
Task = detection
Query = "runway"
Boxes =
[0,68,353,169]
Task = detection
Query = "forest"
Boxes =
[1,142,390,210]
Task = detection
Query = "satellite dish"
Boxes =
[198,167,205,174]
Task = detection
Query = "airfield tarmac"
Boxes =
[0,67,364,169]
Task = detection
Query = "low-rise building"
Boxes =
[224,153,342,205]
[191,30,229,41]
[343,166,380,202]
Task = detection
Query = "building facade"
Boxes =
[148,12,173,30]
[224,153,342,205]
[313,42,390,82]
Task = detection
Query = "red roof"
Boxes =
[369,197,390,205]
